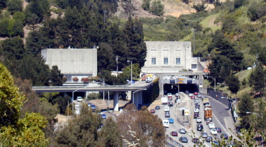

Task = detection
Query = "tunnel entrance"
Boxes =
[163,84,198,95]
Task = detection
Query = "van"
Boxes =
[163,119,169,128]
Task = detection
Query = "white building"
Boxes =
[41,48,97,83]
[141,41,198,74]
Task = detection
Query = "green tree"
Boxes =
[238,93,254,129]
[193,2,207,12]
[142,0,151,11]
[13,11,25,24]
[226,75,240,96]
[149,0,164,16]
[0,0,7,9]
[7,0,23,14]
[234,0,245,9]
[258,47,266,66]
[50,65,64,86]
[249,62,265,95]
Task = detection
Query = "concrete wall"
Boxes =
[41,48,97,81]
[142,41,197,74]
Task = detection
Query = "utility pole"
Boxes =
[116,55,119,76]
[103,10,107,24]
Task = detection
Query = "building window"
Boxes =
[176,58,181,65]
[151,58,156,65]
[164,58,168,65]
[192,64,197,69]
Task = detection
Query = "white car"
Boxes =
[194,108,199,113]
[196,117,202,123]
[198,94,202,98]
[77,96,83,102]
[210,128,217,135]
[208,122,215,129]
[164,106,170,112]
[162,119,169,128]
[175,93,179,97]
[189,93,194,96]
[194,99,199,104]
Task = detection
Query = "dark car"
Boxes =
[206,136,213,142]
[168,102,173,107]
[206,119,212,125]
[194,112,199,119]
[221,134,229,140]
[197,124,203,131]
[155,106,160,110]
[216,127,222,133]
[202,132,208,138]
[171,131,178,136]
[150,109,155,113]
[179,137,188,143]
[192,138,199,143]
[179,128,186,134]
[165,111,170,117]
[195,104,200,109]
[91,105,96,111]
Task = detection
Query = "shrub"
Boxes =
[149,0,164,16]
[72,77,78,81]
[81,77,89,83]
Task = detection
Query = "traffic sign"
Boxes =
[184,110,189,116]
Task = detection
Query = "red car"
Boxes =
[171,131,178,136]
[190,96,195,99]
[150,109,155,113]
[194,92,198,95]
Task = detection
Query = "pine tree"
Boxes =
[50,65,64,86]
[249,62,265,95]
[238,93,254,128]
[226,75,240,96]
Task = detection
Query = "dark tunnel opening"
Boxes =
[163,84,198,95]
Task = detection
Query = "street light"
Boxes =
[127,60,132,86]
[246,111,264,147]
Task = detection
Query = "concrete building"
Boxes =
[41,48,97,83]
[141,41,198,74]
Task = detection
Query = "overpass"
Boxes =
[32,81,153,111]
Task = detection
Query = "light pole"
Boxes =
[206,76,216,92]
[127,60,132,85]
[246,111,264,147]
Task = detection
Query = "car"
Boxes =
[164,106,170,111]
[77,96,83,102]
[216,127,222,133]
[194,92,198,95]
[185,90,189,94]
[165,111,170,117]
[190,96,195,99]
[91,104,96,111]
[150,109,155,113]
[155,106,160,110]
[194,112,199,119]
[195,104,200,109]
[175,93,179,97]
[168,102,173,107]
[206,119,212,125]
[192,138,200,143]
[213,141,219,145]
[210,128,217,135]
[163,119,169,128]
[221,134,229,140]
[75,104,80,110]
[179,137,188,143]
[179,128,186,134]
[197,124,203,131]
[87,102,92,107]
[175,98,179,103]
[196,118,202,123]
[208,122,215,129]
[167,93,172,100]
[197,94,202,98]
[194,108,199,113]
[171,131,178,136]
[189,93,194,96]
[101,114,106,119]
[194,99,200,104]
[168,118,174,124]
[202,132,208,138]
[206,136,213,142]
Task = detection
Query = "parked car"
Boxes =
[210,128,217,135]
[168,118,174,124]
[101,114,106,119]
[179,128,186,134]
[216,127,222,133]
[168,102,173,107]
[196,117,202,123]
[208,122,215,129]
[202,132,208,138]
[197,124,203,131]
[192,138,200,143]
[165,111,170,118]
[194,112,199,119]
[221,134,229,140]
[179,137,188,143]
[150,109,155,113]
[194,92,198,95]
[77,96,83,102]
[171,131,178,136]
[206,136,213,142]
[155,106,160,110]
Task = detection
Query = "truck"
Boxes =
[204,107,212,121]
[161,96,168,105]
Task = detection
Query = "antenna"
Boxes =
[115,55,119,76]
